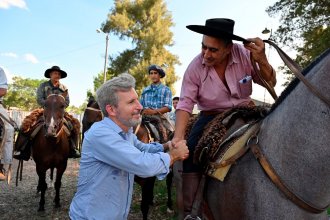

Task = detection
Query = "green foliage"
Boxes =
[96,0,180,95]
[3,76,46,111]
[266,0,330,84]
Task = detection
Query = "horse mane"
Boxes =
[268,48,330,115]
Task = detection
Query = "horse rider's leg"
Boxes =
[182,115,216,218]
[13,131,31,161]
[66,119,80,158]
[68,133,81,158]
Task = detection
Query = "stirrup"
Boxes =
[184,215,201,220]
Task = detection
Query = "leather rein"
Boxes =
[240,42,330,214]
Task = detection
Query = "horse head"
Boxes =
[43,94,66,137]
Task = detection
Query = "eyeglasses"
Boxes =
[201,42,219,53]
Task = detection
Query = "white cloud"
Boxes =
[0,0,28,10]
[24,53,39,64]
[0,52,18,58]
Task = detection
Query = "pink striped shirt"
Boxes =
[177,44,263,113]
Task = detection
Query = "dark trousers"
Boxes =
[183,114,217,173]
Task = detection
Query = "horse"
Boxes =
[31,94,71,211]
[81,102,174,220]
[81,100,102,142]
[197,49,330,219]
[134,121,174,220]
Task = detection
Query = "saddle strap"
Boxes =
[249,137,329,213]
[250,55,278,101]
[264,40,330,107]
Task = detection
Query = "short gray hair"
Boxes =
[96,73,136,116]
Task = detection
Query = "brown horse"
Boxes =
[134,121,174,220]
[31,94,70,211]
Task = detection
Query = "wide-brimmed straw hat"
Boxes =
[186,18,247,42]
[44,66,67,78]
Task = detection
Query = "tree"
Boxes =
[97,0,180,95]
[266,0,330,83]
[3,76,46,111]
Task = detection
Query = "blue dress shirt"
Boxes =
[69,117,171,220]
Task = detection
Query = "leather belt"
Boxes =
[200,110,222,116]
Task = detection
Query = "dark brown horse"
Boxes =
[134,122,174,220]
[31,94,70,211]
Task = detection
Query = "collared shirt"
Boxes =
[140,83,172,111]
[36,80,70,107]
[69,117,170,220]
[177,43,263,113]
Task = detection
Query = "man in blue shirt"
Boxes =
[69,73,189,220]
[140,64,172,115]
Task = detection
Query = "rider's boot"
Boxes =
[182,172,202,218]
[68,137,81,158]
[13,132,31,161]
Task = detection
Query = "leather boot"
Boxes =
[182,172,202,218]
[69,138,81,158]
[13,132,31,161]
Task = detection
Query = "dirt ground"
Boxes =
[0,159,177,220]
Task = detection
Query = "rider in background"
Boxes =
[14,66,80,160]
[140,64,174,142]
[171,18,277,217]
[0,67,15,181]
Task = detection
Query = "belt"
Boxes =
[200,110,222,116]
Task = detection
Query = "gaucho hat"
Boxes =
[44,66,67,78]
[148,64,165,78]
[186,18,247,42]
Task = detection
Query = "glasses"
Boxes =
[201,42,219,53]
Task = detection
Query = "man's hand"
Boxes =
[168,140,189,165]
[142,108,157,115]
[244,37,267,64]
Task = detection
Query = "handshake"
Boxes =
[163,140,189,165]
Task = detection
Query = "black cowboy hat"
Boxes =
[44,66,67,78]
[186,18,247,42]
[148,64,165,78]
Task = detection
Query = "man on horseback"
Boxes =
[171,18,277,218]
[140,64,174,143]
[13,66,81,160]
[0,67,15,181]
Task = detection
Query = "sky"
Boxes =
[0,0,286,107]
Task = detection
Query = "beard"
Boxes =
[117,112,142,128]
